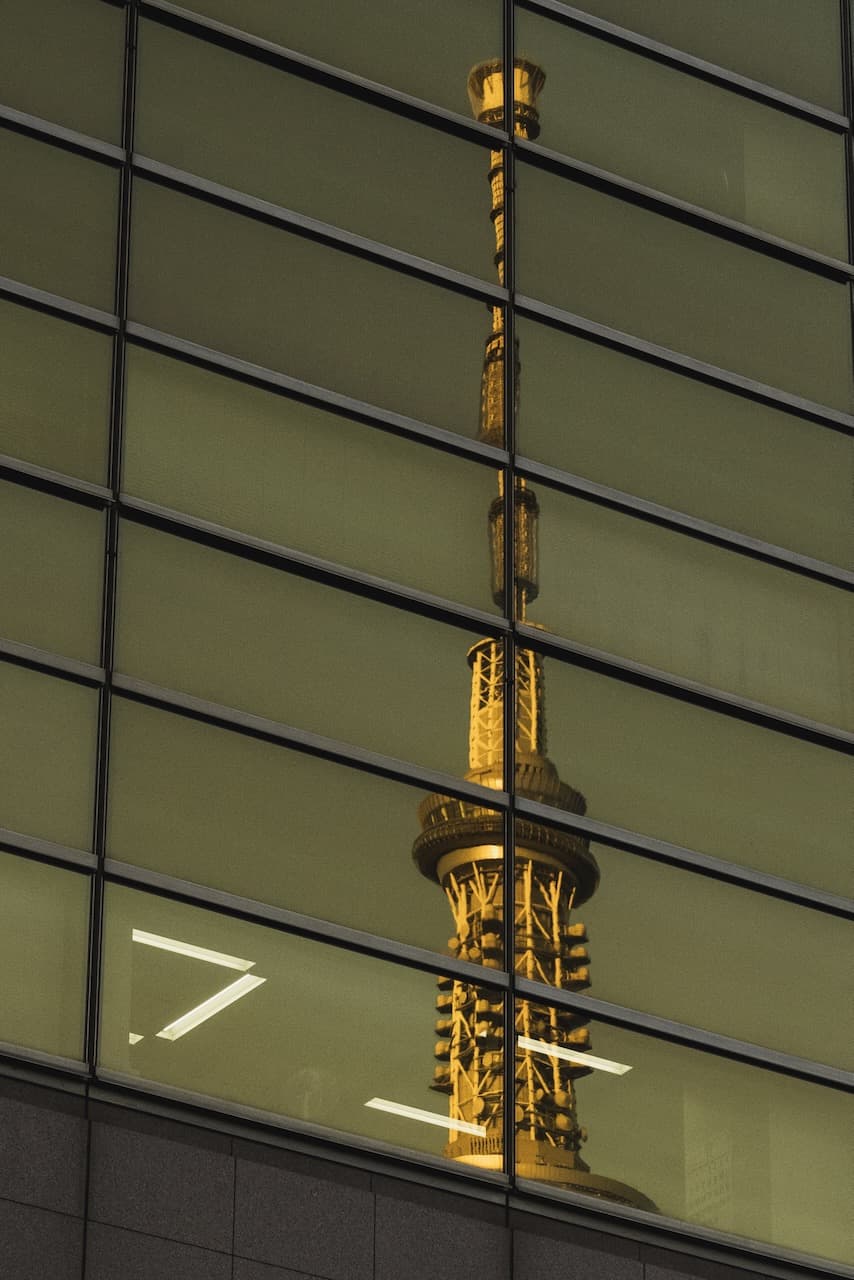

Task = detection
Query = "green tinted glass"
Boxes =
[0,0,125,142]
[541,659,851,898]
[108,697,497,958]
[515,1011,852,1263]
[0,300,112,483]
[0,128,118,311]
[136,20,495,279]
[517,10,846,258]
[0,852,89,1060]
[0,660,97,850]
[517,319,854,569]
[559,0,842,111]
[130,180,490,436]
[0,482,104,663]
[115,521,492,777]
[527,829,852,1069]
[123,346,499,612]
[517,165,854,412]
[101,884,504,1162]
[173,0,500,119]
[531,489,853,730]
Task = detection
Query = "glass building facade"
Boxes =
[0,0,852,1270]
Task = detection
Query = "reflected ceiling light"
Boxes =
[128,1033,144,1046]
[365,1097,486,1137]
[156,974,266,1042]
[517,1036,632,1076]
[132,929,255,971]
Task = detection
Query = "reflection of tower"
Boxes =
[412,60,652,1208]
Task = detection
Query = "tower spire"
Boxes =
[412,60,653,1209]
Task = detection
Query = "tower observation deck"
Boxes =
[412,60,653,1209]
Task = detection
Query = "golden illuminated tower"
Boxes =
[412,59,653,1209]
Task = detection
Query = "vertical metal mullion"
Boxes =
[85,0,138,1079]
[501,0,518,1191]
[841,0,854,262]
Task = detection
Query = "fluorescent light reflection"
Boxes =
[128,1033,143,1046]
[132,929,255,971]
[365,1097,486,1137]
[156,974,266,1041]
[518,1036,632,1076]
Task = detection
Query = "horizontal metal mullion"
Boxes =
[0,453,113,509]
[0,1041,90,1080]
[140,0,506,149]
[516,0,850,131]
[514,295,854,438]
[0,828,97,874]
[516,457,854,589]
[125,323,509,469]
[133,156,506,305]
[0,275,119,334]
[514,978,854,1092]
[514,797,854,920]
[517,141,854,282]
[0,637,105,688]
[104,860,510,990]
[119,494,507,636]
[517,623,854,753]
[112,673,510,812]
[0,103,125,166]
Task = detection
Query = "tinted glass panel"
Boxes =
[517,165,854,412]
[561,0,842,111]
[0,852,89,1060]
[515,1010,852,1262]
[0,482,104,663]
[531,489,853,730]
[130,181,490,436]
[115,521,493,777]
[541,658,851,898]
[517,319,854,569]
[101,885,504,1162]
[123,346,499,612]
[136,20,495,279]
[174,0,501,119]
[108,697,497,958]
[0,300,111,483]
[0,128,118,311]
[0,660,97,850]
[1,0,125,142]
[529,828,852,1069]
[517,10,846,258]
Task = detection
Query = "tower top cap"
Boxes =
[467,58,546,137]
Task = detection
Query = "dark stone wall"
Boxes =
[0,1074,837,1280]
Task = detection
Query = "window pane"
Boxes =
[517,165,854,412]
[115,521,494,777]
[130,180,490,436]
[557,0,842,111]
[0,128,118,311]
[108,696,502,961]
[516,11,846,258]
[517,318,854,569]
[136,20,496,279]
[123,346,499,613]
[528,825,852,1069]
[0,0,125,142]
[530,488,853,731]
[0,660,97,850]
[172,0,501,120]
[515,1011,852,1263]
[542,658,851,898]
[0,852,89,1060]
[101,884,505,1164]
[0,482,104,663]
[0,300,112,483]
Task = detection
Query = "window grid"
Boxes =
[0,1,851,1265]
